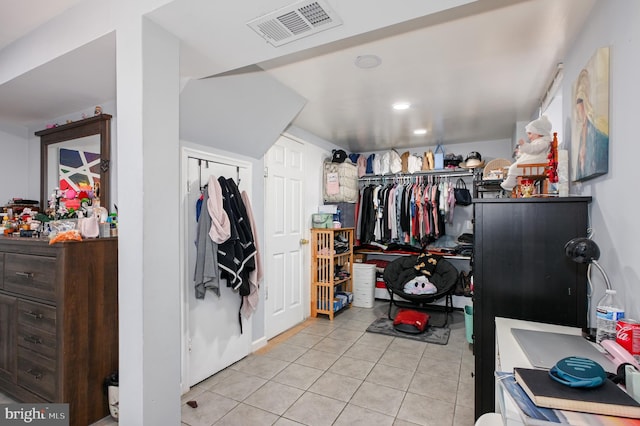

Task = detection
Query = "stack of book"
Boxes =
[497,369,640,425]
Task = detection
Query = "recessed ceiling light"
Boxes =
[414,129,428,135]
[355,54,382,69]
[392,102,410,110]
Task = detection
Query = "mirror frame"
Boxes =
[36,114,112,213]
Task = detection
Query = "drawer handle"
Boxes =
[23,335,43,345]
[15,271,34,279]
[26,369,43,380]
[24,311,44,320]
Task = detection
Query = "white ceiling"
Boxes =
[0,0,596,152]
[0,0,84,51]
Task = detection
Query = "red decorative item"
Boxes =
[616,319,640,358]
[547,132,559,183]
[393,309,430,334]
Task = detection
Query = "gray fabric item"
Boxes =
[366,317,450,345]
[240,191,262,318]
[194,187,220,298]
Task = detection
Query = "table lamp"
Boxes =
[564,237,612,341]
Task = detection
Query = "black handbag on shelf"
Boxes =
[454,178,472,206]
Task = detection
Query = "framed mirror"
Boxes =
[36,114,112,214]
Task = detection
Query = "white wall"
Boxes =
[563,0,640,321]
[0,127,29,205]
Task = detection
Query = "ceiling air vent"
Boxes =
[247,0,343,47]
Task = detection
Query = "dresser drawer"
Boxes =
[4,254,56,301]
[17,299,56,334]
[17,347,56,401]
[17,300,57,359]
[0,253,4,288]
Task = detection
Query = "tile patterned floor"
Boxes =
[3,301,475,425]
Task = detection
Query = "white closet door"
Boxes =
[264,136,307,339]
[185,155,252,387]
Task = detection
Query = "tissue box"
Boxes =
[336,291,353,305]
[312,213,333,228]
[333,298,344,311]
[318,298,343,312]
[335,294,349,308]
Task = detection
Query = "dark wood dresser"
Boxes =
[472,197,591,420]
[0,237,118,426]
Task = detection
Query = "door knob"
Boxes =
[300,238,309,245]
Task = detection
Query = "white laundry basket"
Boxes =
[352,263,376,308]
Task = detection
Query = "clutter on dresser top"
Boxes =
[3,197,118,242]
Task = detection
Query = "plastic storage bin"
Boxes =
[465,304,473,344]
[352,263,376,308]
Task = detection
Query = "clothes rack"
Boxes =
[358,169,474,184]
[191,156,242,190]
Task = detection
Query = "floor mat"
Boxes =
[366,317,450,345]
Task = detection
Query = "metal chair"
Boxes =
[383,255,459,327]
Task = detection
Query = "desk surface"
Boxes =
[495,317,582,373]
[493,318,640,426]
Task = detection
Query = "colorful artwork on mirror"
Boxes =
[58,147,100,210]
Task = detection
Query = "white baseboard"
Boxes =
[251,336,268,352]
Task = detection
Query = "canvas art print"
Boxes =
[58,147,100,209]
[571,47,610,182]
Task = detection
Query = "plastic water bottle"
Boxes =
[595,289,624,343]
[334,207,341,225]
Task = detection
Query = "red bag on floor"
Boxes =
[393,309,429,334]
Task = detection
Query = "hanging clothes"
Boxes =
[357,171,465,247]
[447,181,456,224]
[194,182,222,299]
[240,191,262,319]
[395,183,404,241]
[195,193,204,222]
[207,175,231,244]
[387,184,397,240]
[217,177,256,297]
[359,185,376,244]
[400,184,411,242]
[193,172,260,334]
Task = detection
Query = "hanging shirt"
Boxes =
[388,185,397,240]
[194,185,221,299]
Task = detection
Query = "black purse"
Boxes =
[454,178,473,206]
